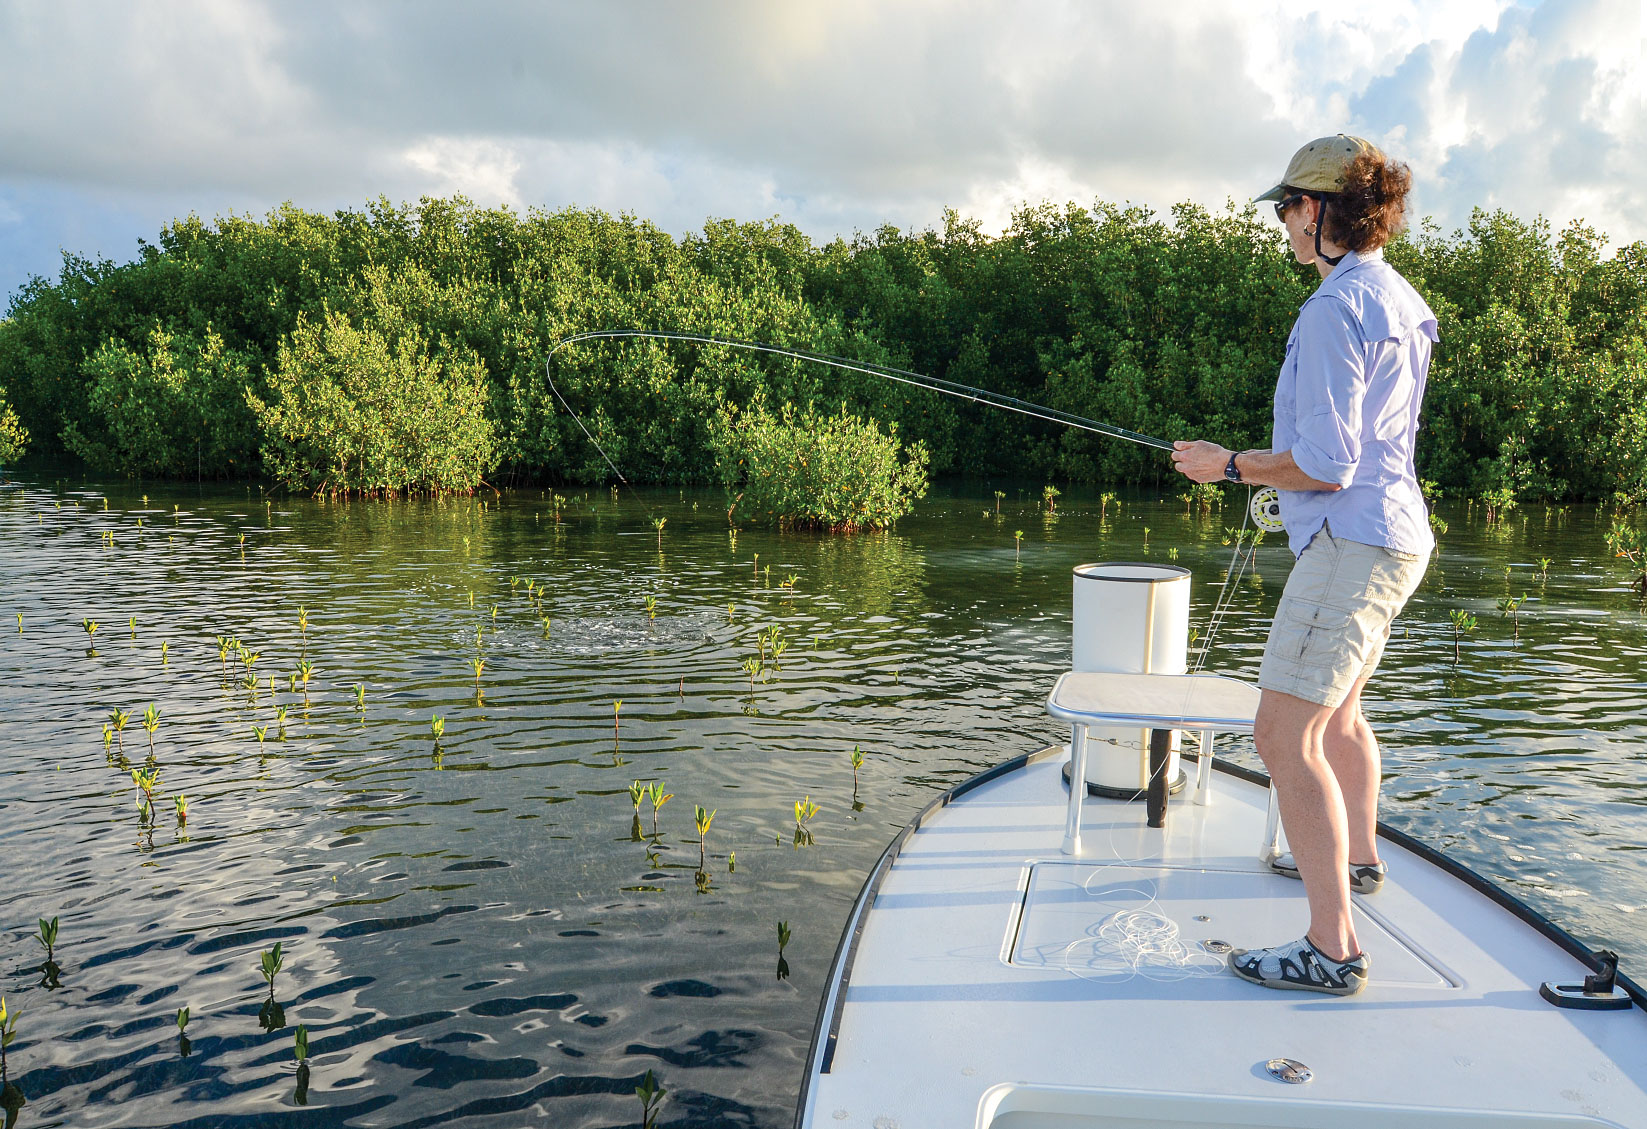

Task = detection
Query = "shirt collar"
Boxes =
[1312,246,1382,301]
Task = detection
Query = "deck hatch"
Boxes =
[1008,861,1455,990]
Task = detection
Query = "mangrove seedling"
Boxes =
[285,672,296,694]
[0,996,17,1080]
[795,795,819,831]
[1537,557,1552,581]
[1497,594,1527,638]
[644,594,657,620]
[1604,522,1647,595]
[653,516,667,549]
[175,794,189,829]
[1013,530,1024,559]
[297,606,308,636]
[353,683,366,709]
[1142,526,1151,546]
[132,767,161,822]
[128,615,136,640]
[102,724,113,751]
[177,1006,191,1057]
[141,703,160,754]
[470,657,485,684]
[850,744,864,793]
[1099,492,1118,521]
[994,489,1005,514]
[777,920,792,981]
[82,617,99,644]
[1429,513,1449,537]
[541,617,552,638]
[1448,609,1477,664]
[252,724,268,745]
[275,705,289,737]
[177,1006,189,1034]
[728,851,735,872]
[259,942,285,993]
[467,589,475,609]
[430,714,445,742]
[160,640,169,664]
[297,659,314,695]
[694,804,715,869]
[216,635,234,676]
[1042,484,1059,513]
[294,1024,309,1063]
[108,707,131,751]
[636,1068,666,1129]
[648,781,673,836]
[34,918,57,964]
[612,699,622,738]
[742,656,762,693]
[629,779,646,813]
[727,602,735,621]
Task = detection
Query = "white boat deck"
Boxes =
[799,749,1647,1129]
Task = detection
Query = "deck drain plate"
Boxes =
[1266,1057,1312,1084]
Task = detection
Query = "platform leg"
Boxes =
[1061,724,1088,856]
[1146,728,1171,828]
[1194,730,1212,806]
[1260,782,1283,864]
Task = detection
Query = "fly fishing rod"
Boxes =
[543,328,1285,533]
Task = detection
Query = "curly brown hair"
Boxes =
[1315,150,1412,252]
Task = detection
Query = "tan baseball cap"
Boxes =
[1255,134,1381,201]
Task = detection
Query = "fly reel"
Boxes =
[1249,486,1285,533]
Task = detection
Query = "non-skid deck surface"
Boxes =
[803,753,1647,1128]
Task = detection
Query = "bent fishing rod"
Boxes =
[543,327,1283,527]
[543,327,1279,667]
[544,329,1176,454]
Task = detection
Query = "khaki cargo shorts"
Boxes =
[1257,523,1427,708]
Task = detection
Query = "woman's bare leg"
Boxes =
[1322,666,1382,867]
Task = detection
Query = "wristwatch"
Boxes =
[1224,451,1243,484]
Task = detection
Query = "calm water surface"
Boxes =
[1,477,1643,1127]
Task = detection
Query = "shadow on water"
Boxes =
[0,477,1643,1125]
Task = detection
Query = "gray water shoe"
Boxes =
[1229,935,1369,996]
[1269,853,1386,894]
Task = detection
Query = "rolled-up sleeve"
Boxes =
[1289,296,1366,487]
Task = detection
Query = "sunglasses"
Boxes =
[1273,193,1307,221]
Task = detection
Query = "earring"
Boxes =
[1304,223,1317,236]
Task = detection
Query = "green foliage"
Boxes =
[713,400,929,531]
[250,301,495,496]
[62,325,257,477]
[1,195,1643,500]
[0,382,27,465]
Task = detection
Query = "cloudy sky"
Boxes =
[1,0,1642,304]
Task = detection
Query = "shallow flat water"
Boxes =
[0,478,1642,1127]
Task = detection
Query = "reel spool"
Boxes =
[1249,486,1285,533]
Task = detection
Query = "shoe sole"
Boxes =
[1229,962,1367,996]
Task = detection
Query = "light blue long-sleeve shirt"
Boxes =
[1273,248,1439,558]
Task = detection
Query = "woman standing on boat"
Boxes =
[1171,134,1437,996]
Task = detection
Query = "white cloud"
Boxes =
[0,0,1642,303]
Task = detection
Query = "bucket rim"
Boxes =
[1072,561,1191,582]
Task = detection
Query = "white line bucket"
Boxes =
[1071,562,1191,795]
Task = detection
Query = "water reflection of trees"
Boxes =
[805,531,926,621]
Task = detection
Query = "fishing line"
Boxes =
[544,330,1177,452]
[544,328,1274,664]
